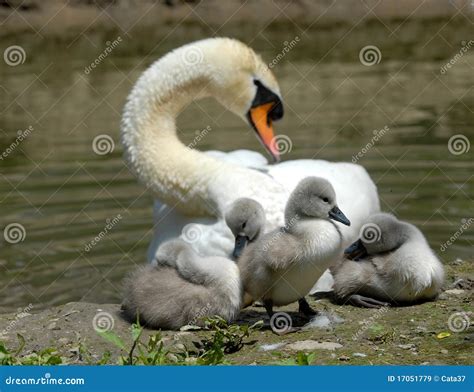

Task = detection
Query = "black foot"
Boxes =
[298,298,317,317]
[348,294,390,308]
[263,299,274,319]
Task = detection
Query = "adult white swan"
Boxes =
[121,38,380,268]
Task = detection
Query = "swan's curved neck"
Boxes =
[121,53,229,216]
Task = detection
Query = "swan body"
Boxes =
[332,213,445,307]
[238,177,349,315]
[120,37,380,266]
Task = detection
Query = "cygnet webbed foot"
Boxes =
[348,294,390,308]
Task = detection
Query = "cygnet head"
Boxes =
[345,213,410,260]
[225,198,266,259]
[285,177,351,226]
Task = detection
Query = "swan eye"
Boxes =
[242,222,247,229]
[323,197,329,203]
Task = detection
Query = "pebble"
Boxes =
[58,338,70,345]
[47,322,60,330]
[173,332,193,339]
[180,324,201,331]
[259,343,286,352]
[339,355,351,361]
[440,349,449,354]
[397,344,416,350]
[286,340,343,351]
[444,289,465,296]
[353,352,367,358]
[173,343,186,351]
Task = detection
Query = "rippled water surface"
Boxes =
[1,27,473,312]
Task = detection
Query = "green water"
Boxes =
[0,25,473,312]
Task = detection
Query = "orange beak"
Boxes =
[249,102,280,162]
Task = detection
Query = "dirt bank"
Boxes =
[0,258,472,365]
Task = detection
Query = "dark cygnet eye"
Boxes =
[241,221,247,229]
[323,197,329,203]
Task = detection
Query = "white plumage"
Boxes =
[119,38,380,273]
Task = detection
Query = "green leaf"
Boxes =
[97,330,126,350]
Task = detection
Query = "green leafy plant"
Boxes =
[97,322,188,365]
[0,335,65,365]
[196,317,262,365]
[274,351,316,365]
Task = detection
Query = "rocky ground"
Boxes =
[0,259,472,365]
